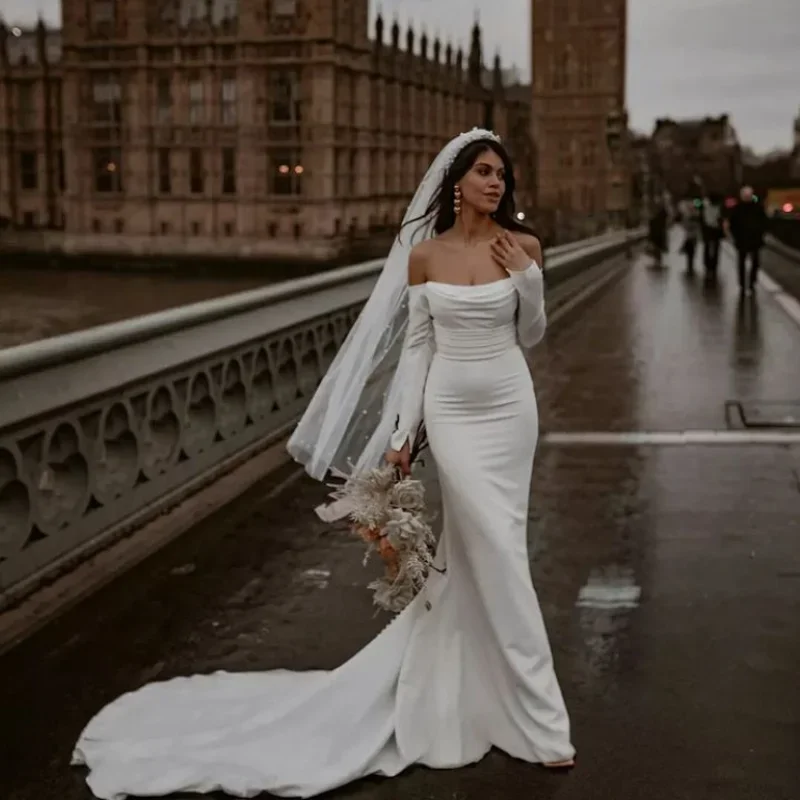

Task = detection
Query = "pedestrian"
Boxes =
[680,202,701,274]
[648,200,669,267]
[700,192,724,281]
[727,185,768,295]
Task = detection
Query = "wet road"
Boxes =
[531,234,800,432]
[1,238,799,800]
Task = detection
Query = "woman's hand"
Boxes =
[490,231,533,273]
[385,442,411,475]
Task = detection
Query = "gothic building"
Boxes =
[650,115,743,199]
[0,1,534,262]
[530,0,630,241]
[0,21,63,231]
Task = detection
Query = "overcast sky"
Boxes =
[2,0,796,153]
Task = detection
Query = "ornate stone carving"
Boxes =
[0,300,363,606]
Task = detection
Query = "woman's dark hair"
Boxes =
[400,138,535,245]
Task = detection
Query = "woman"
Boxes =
[72,130,575,800]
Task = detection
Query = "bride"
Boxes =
[71,129,575,799]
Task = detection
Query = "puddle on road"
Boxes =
[577,565,642,610]
[574,565,642,683]
[296,568,331,589]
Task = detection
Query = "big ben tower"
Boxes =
[530,0,630,238]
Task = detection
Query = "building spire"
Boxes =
[468,17,482,85]
[493,51,504,92]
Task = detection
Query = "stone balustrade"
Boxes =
[0,230,642,609]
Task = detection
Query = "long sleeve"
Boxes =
[508,260,546,348]
[389,285,434,452]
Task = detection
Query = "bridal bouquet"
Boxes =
[331,424,439,612]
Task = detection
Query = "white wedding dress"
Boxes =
[72,261,575,799]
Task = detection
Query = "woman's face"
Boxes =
[457,148,506,216]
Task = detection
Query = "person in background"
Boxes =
[680,201,701,274]
[648,199,669,267]
[727,185,768,295]
[700,192,724,281]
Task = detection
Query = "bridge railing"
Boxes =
[0,229,643,609]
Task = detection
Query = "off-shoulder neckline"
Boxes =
[408,261,539,291]
[427,278,512,289]
[409,277,512,291]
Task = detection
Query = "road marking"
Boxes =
[758,272,782,294]
[722,241,800,330]
[759,267,800,327]
[773,292,800,328]
[541,430,800,446]
[577,566,642,610]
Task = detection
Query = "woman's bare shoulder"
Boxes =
[510,231,543,262]
[408,239,438,285]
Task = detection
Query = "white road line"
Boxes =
[758,272,782,294]
[773,292,800,328]
[722,240,800,330]
[758,262,800,327]
[541,430,800,446]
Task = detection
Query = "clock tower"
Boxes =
[530,0,630,239]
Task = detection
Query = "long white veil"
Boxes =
[287,128,502,507]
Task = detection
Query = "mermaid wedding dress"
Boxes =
[72,261,575,799]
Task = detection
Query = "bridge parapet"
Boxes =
[0,230,643,609]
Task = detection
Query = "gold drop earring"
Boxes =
[454,185,462,216]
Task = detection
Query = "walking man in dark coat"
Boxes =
[727,185,768,295]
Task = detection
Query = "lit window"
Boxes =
[93,147,123,193]
[269,149,303,195]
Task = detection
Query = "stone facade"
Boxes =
[650,114,743,200]
[0,2,534,262]
[530,0,630,242]
[0,21,64,231]
[627,131,657,227]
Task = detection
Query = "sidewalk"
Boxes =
[1,239,798,800]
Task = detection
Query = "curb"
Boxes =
[722,241,800,329]
[758,265,800,330]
